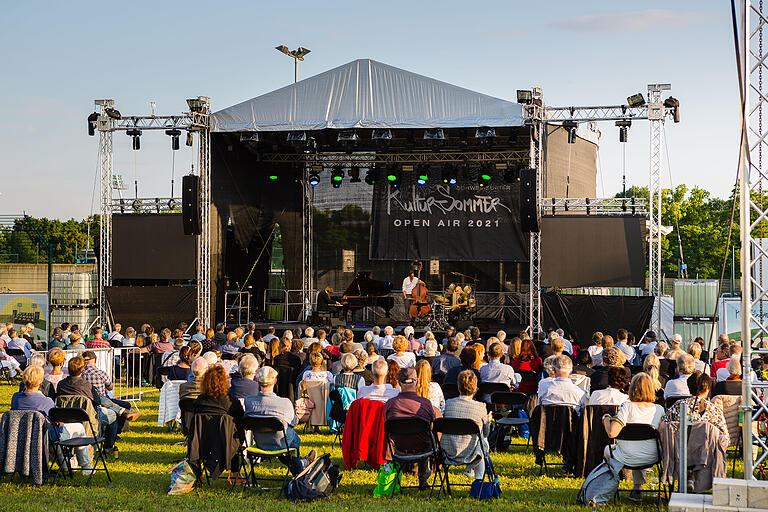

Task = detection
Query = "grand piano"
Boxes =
[333,272,394,320]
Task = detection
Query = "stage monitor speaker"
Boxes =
[182,174,201,235]
[520,168,539,232]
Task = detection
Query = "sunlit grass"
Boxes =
[0,385,654,511]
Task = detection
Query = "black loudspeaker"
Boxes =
[182,174,201,235]
[520,168,539,232]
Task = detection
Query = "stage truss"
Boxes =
[95,97,211,327]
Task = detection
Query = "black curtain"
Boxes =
[542,292,654,349]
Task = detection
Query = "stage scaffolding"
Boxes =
[94,97,211,327]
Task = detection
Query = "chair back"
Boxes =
[5,348,25,357]
[517,370,538,382]
[478,382,510,397]
[241,415,285,434]
[442,382,459,399]
[157,366,170,377]
[489,391,528,407]
[384,416,431,436]
[433,417,481,436]
[49,407,97,437]
[665,395,691,409]
[616,423,658,442]
[431,373,444,385]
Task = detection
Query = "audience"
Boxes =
[432,336,461,377]
[663,353,695,399]
[715,344,742,382]
[229,355,260,399]
[662,371,729,442]
[537,355,587,413]
[334,353,365,392]
[688,341,710,375]
[179,357,209,400]
[386,360,401,389]
[590,347,625,392]
[193,365,244,424]
[416,359,445,413]
[387,335,416,369]
[479,342,517,388]
[168,346,193,381]
[302,352,334,386]
[588,366,630,405]
[358,359,400,402]
[45,348,66,390]
[511,339,543,395]
[444,348,482,385]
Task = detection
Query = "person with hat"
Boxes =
[384,366,442,490]
[244,366,316,475]
[639,331,658,358]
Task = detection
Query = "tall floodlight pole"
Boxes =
[275,45,311,83]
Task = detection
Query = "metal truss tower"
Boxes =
[95,100,114,325]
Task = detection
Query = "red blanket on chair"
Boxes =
[342,398,387,470]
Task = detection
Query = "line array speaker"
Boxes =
[520,168,539,233]
[182,174,201,235]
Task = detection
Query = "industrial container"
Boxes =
[673,320,716,348]
[673,279,718,316]
[51,272,97,306]
[50,307,98,330]
[560,287,644,296]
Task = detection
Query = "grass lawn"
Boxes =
[0,385,657,511]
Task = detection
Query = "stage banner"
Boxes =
[0,293,48,340]
[370,180,526,261]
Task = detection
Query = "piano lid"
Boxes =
[342,272,393,297]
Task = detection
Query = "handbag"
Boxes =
[469,456,501,500]
[295,395,315,424]
[372,462,400,497]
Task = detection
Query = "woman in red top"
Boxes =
[511,338,543,395]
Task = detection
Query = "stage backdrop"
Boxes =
[370,180,527,261]
[542,292,654,349]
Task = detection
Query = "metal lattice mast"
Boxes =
[647,84,670,336]
[96,100,114,326]
[741,0,768,479]
[196,98,212,327]
[302,161,313,321]
[527,90,545,334]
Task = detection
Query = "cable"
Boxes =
[661,125,687,278]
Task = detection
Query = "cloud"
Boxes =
[554,9,708,33]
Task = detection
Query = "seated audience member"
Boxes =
[12,366,55,417]
[302,327,319,349]
[8,329,34,358]
[642,353,666,404]
[444,348,482,386]
[221,331,244,356]
[387,335,416,369]
[384,367,442,489]
[662,371,729,441]
[273,337,302,386]
[18,353,54,397]
[352,349,374,385]
[442,370,491,481]
[432,337,461,377]
[664,353,695,399]
[81,351,142,428]
[229,354,260,400]
[638,331,658,358]
[712,359,744,397]
[48,327,67,350]
[507,337,522,364]
[479,342,517,388]
[538,355,587,413]
[365,342,380,366]
[189,325,206,343]
[416,359,445,413]
[358,358,400,402]
[470,343,486,370]
[386,360,401,390]
[84,327,110,350]
[573,350,594,376]
[419,339,439,366]
[240,334,265,363]
[208,345,236,374]
[45,348,66,391]
[65,332,85,351]
[588,366,630,405]
[511,338,543,395]
[378,326,395,351]
[342,329,364,353]
[334,353,365,392]
[587,331,604,360]
[147,330,174,354]
[592,335,615,367]
[193,365,244,423]
[615,328,635,364]
[590,347,625,392]
[688,341,710,375]
[121,327,136,347]
[602,373,665,501]
[162,338,185,367]
[541,332,563,359]
[291,339,307,366]
[168,346,193,381]
[244,366,316,474]
[716,344,742,382]
[301,352,334,386]
[179,357,209,400]
[710,342,731,378]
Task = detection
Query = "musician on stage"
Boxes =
[402,270,420,301]
[316,286,337,314]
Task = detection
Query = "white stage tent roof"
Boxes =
[211,59,525,132]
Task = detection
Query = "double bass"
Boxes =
[408,262,431,318]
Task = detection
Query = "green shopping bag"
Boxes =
[372,462,400,497]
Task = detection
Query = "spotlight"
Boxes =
[165,129,181,150]
[364,168,378,185]
[475,127,496,139]
[562,120,578,144]
[372,129,392,141]
[615,120,631,143]
[627,93,646,108]
[337,130,358,142]
[268,174,278,181]
[516,90,533,104]
[126,129,141,150]
[87,112,99,136]
[477,167,493,187]
[186,131,194,146]
[240,133,259,142]
[308,165,322,186]
[287,131,307,143]
[442,165,458,185]
[349,166,361,183]
[416,164,430,185]
[105,107,121,119]
[424,128,445,141]
[664,96,680,123]
[331,166,344,188]
[386,166,400,187]
[186,98,203,112]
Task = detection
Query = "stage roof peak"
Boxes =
[211,58,524,132]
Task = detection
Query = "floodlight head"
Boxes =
[186,131,194,146]
[166,129,182,151]
[287,131,308,144]
[337,130,358,142]
[372,129,392,140]
[516,90,533,104]
[424,128,445,140]
[349,166,361,183]
[475,127,496,139]
[664,96,680,123]
[562,120,578,144]
[126,129,142,150]
[364,168,377,185]
[294,47,311,60]
[186,98,203,112]
[308,171,320,186]
[104,107,121,120]
[87,112,99,136]
[331,166,344,188]
[240,132,259,142]
[615,120,631,143]
[275,45,290,55]
[627,93,646,108]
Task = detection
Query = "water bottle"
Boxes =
[113,446,119,460]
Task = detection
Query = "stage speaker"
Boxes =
[182,174,201,235]
[520,168,539,232]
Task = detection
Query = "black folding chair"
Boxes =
[432,417,492,499]
[178,397,196,440]
[5,349,27,368]
[48,407,111,486]
[431,373,445,386]
[0,363,16,385]
[516,370,539,394]
[442,382,459,399]
[612,423,665,508]
[489,391,531,452]
[476,382,510,404]
[664,395,691,409]
[384,417,439,498]
[240,415,299,495]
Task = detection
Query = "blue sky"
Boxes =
[0,1,737,219]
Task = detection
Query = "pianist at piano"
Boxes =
[318,272,395,323]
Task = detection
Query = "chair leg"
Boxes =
[390,466,402,498]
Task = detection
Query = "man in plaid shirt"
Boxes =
[85,327,111,349]
[82,351,141,431]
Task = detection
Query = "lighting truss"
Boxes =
[541,197,648,216]
[257,150,529,165]
[111,197,182,214]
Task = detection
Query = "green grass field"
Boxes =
[0,386,655,511]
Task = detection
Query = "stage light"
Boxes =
[165,129,181,150]
[268,174,278,181]
[337,130,358,142]
[372,129,392,141]
[477,167,493,187]
[349,166,361,183]
[87,112,99,136]
[331,166,344,188]
[287,131,307,143]
[308,165,321,186]
[105,107,121,119]
[615,120,631,143]
[424,128,445,140]
[240,133,259,142]
[186,131,194,147]
[627,93,646,108]
[441,165,457,185]
[126,129,141,150]
[664,96,680,123]
[475,127,496,139]
[186,98,203,112]
[386,166,400,187]
[364,168,377,185]
[503,167,519,183]
[416,164,430,185]
[562,120,578,144]
[516,90,533,104]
